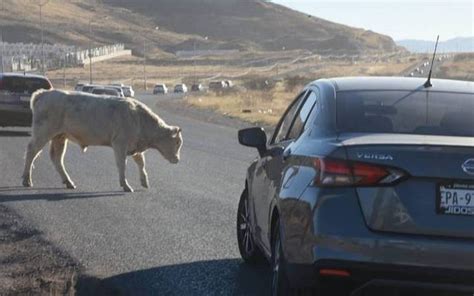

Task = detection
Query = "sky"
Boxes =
[272,0,473,41]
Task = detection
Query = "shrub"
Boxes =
[243,77,276,91]
[285,75,312,92]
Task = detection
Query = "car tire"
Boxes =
[237,188,265,264]
[271,218,314,296]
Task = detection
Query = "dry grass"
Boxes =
[183,57,421,126]
[47,52,421,91]
[187,84,295,126]
[46,53,425,127]
[297,59,418,78]
[47,55,251,89]
[438,53,474,81]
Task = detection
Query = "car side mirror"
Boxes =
[238,127,267,157]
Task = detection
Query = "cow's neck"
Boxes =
[138,121,171,151]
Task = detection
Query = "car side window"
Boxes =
[272,92,307,144]
[287,90,318,140]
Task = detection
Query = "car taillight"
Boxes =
[313,158,406,187]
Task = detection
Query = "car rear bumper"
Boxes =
[286,260,474,294]
[0,108,32,127]
[280,186,474,292]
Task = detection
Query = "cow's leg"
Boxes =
[22,136,50,187]
[112,143,133,192]
[133,153,149,189]
[50,135,76,189]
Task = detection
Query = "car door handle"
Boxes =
[282,148,291,161]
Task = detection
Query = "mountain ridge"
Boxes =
[396,37,474,53]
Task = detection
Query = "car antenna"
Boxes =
[424,35,439,88]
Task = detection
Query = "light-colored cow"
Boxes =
[22,89,183,192]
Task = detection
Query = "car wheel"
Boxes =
[271,219,314,296]
[237,188,265,263]
[271,219,293,296]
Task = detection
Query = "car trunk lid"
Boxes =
[340,133,474,239]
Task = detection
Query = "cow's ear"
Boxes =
[170,126,181,137]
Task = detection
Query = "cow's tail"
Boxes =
[30,89,49,110]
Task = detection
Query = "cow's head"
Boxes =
[155,126,183,164]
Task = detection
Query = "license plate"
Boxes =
[437,183,474,216]
[20,96,31,102]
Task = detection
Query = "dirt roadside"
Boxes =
[0,205,79,295]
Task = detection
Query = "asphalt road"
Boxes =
[404,55,451,78]
[0,93,271,295]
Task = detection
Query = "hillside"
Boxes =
[0,0,399,56]
[105,0,399,53]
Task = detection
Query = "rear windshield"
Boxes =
[337,90,474,137]
[0,76,52,95]
[82,86,94,92]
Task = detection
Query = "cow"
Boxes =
[21,89,183,192]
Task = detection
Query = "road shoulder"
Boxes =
[0,205,79,295]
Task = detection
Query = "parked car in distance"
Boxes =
[91,87,120,96]
[191,84,204,92]
[237,77,474,295]
[110,83,125,88]
[74,83,86,91]
[81,84,100,93]
[209,81,226,90]
[106,85,125,97]
[0,73,53,127]
[153,84,168,95]
[174,84,188,93]
[122,85,135,97]
[224,80,233,88]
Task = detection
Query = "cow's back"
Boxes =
[31,90,141,147]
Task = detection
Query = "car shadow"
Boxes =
[0,130,31,137]
[0,191,125,202]
[76,259,271,296]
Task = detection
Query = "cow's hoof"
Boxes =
[22,178,32,188]
[64,181,76,189]
[123,186,134,193]
[141,179,149,189]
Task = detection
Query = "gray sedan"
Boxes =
[0,73,53,127]
[237,77,474,295]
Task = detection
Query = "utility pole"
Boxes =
[143,38,147,90]
[88,13,108,85]
[193,39,196,84]
[88,18,93,84]
[142,26,159,91]
[38,0,49,75]
[63,51,66,88]
[0,30,3,73]
[193,36,207,84]
[0,0,4,73]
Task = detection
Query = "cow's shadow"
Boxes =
[0,191,125,202]
[0,130,31,137]
[76,259,271,296]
